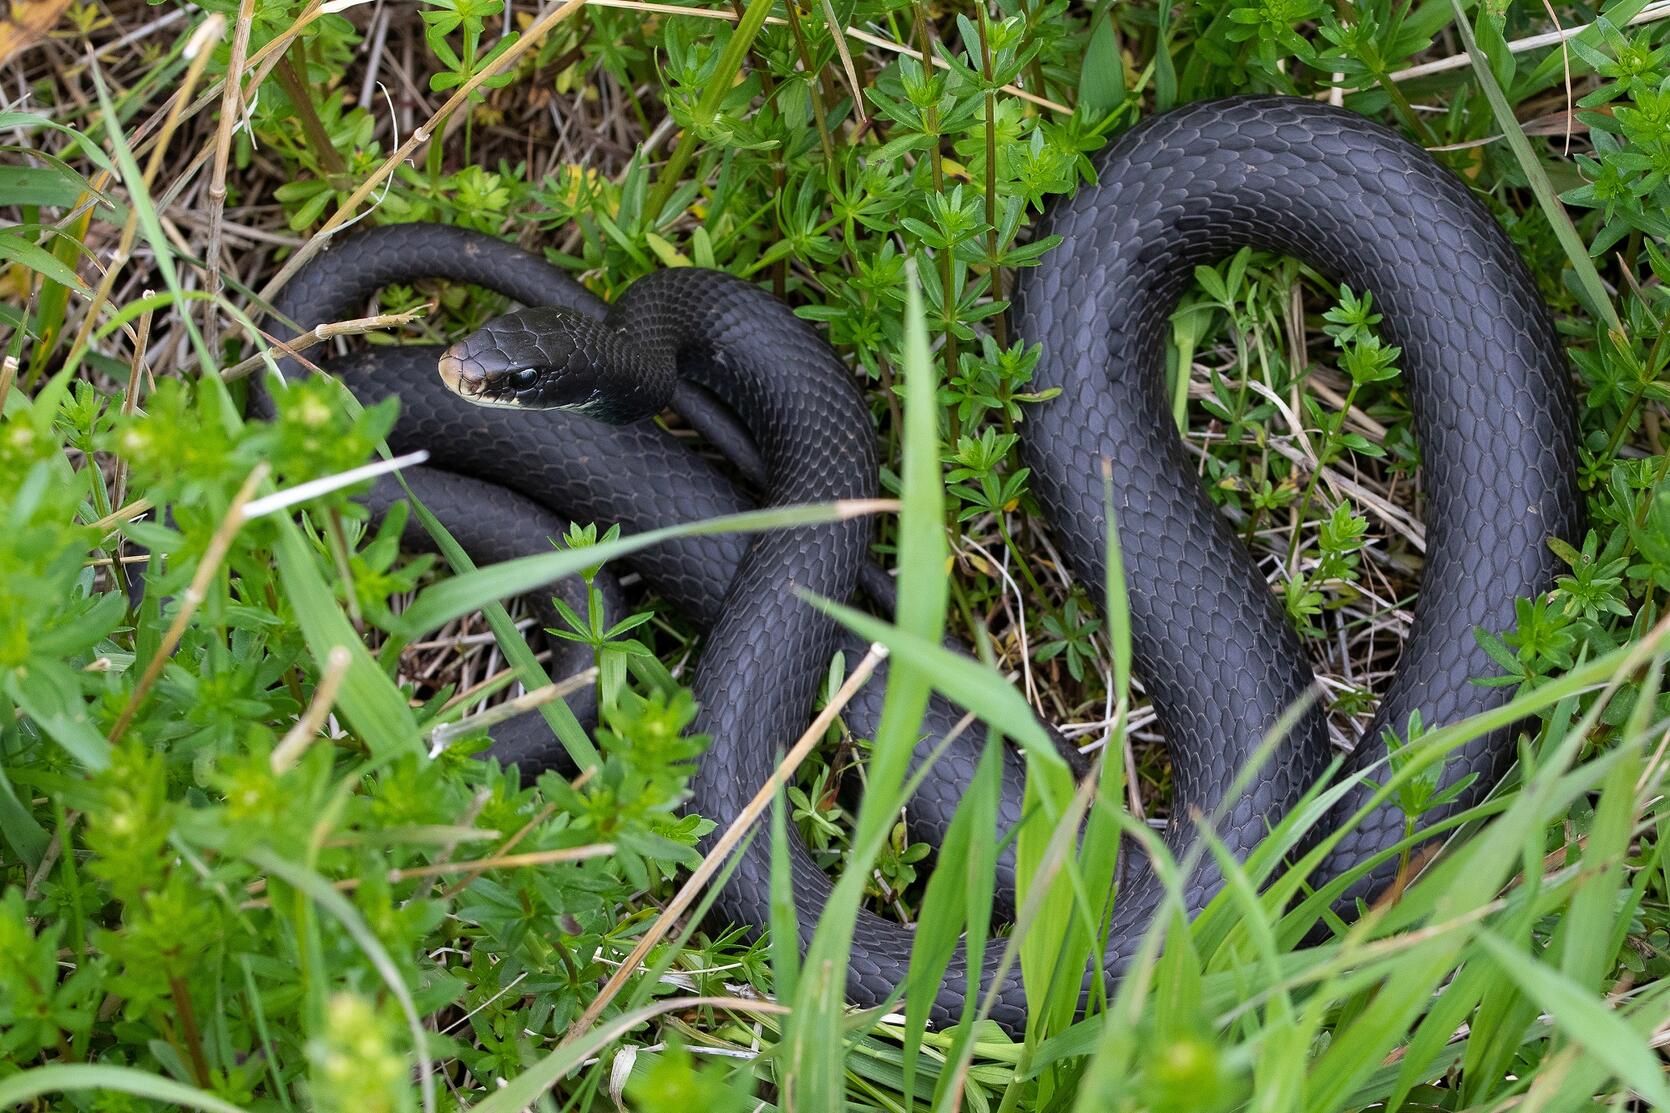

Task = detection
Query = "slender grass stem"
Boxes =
[275,49,345,176]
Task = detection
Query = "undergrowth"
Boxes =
[3,0,1670,1110]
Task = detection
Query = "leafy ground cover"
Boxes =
[2,0,1670,1109]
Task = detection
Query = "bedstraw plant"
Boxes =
[3,0,1670,1110]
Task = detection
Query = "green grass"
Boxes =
[4,0,1670,1109]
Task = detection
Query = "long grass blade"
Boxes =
[0,1065,254,1112]
[396,501,887,638]
[1475,929,1670,1106]
[1445,0,1622,332]
[247,849,438,1113]
[784,259,949,1105]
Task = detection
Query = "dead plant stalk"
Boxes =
[562,642,891,1042]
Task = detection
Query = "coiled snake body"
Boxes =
[266,96,1580,1034]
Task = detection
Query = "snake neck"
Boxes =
[612,268,878,504]
[434,307,676,421]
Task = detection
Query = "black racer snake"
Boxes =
[263,96,1581,1033]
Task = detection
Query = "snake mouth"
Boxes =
[438,347,539,410]
[438,350,483,398]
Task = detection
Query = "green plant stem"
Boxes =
[1021,0,1050,101]
[977,2,1007,350]
[1286,379,1361,574]
[1375,71,1438,147]
[643,0,776,228]
[324,507,362,628]
[783,2,835,163]
[723,0,790,297]
[997,515,1048,600]
[1601,324,1667,461]
[168,975,214,1088]
[274,51,345,177]
[1446,0,1622,334]
[913,4,960,441]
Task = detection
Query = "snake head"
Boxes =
[439,306,660,421]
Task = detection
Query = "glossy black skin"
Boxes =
[260,223,1052,950]
[263,95,1580,1035]
[1003,95,1579,1028]
[441,307,663,421]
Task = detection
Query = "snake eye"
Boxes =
[510,368,539,389]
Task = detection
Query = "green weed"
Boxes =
[3,0,1670,1109]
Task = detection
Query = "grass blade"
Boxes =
[273,517,420,757]
[475,997,787,1113]
[1559,658,1657,989]
[247,848,437,1113]
[903,733,999,1108]
[1474,929,1670,1106]
[806,601,1066,772]
[1445,0,1622,332]
[769,779,801,1004]
[643,0,776,226]
[0,1065,254,1112]
[784,259,950,1105]
[396,501,883,639]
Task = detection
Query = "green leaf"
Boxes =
[0,229,88,292]
[6,660,111,771]
[785,259,951,1106]
[1521,0,1655,91]
[1561,659,1655,990]
[0,1065,254,1113]
[1474,929,1670,1107]
[643,0,777,225]
[905,734,999,1105]
[1445,0,1621,333]
[769,781,801,1003]
[88,62,213,371]
[805,598,1065,772]
[474,998,771,1113]
[643,231,691,268]
[246,849,437,1113]
[396,502,864,638]
[1077,4,1128,116]
[273,518,420,756]
[0,760,50,869]
[0,111,118,174]
[0,165,92,209]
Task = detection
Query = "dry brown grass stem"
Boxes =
[86,3,325,269]
[1382,0,1670,84]
[89,497,155,536]
[117,2,325,180]
[270,645,353,773]
[845,25,1064,111]
[220,307,431,382]
[388,843,618,879]
[204,0,259,355]
[109,297,154,514]
[108,462,270,743]
[255,0,592,306]
[436,657,542,709]
[816,0,867,123]
[443,801,562,899]
[239,843,618,909]
[562,641,890,1043]
[63,14,225,372]
[426,666,601,749]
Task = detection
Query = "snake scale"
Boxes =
[263,96,1581,1034]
